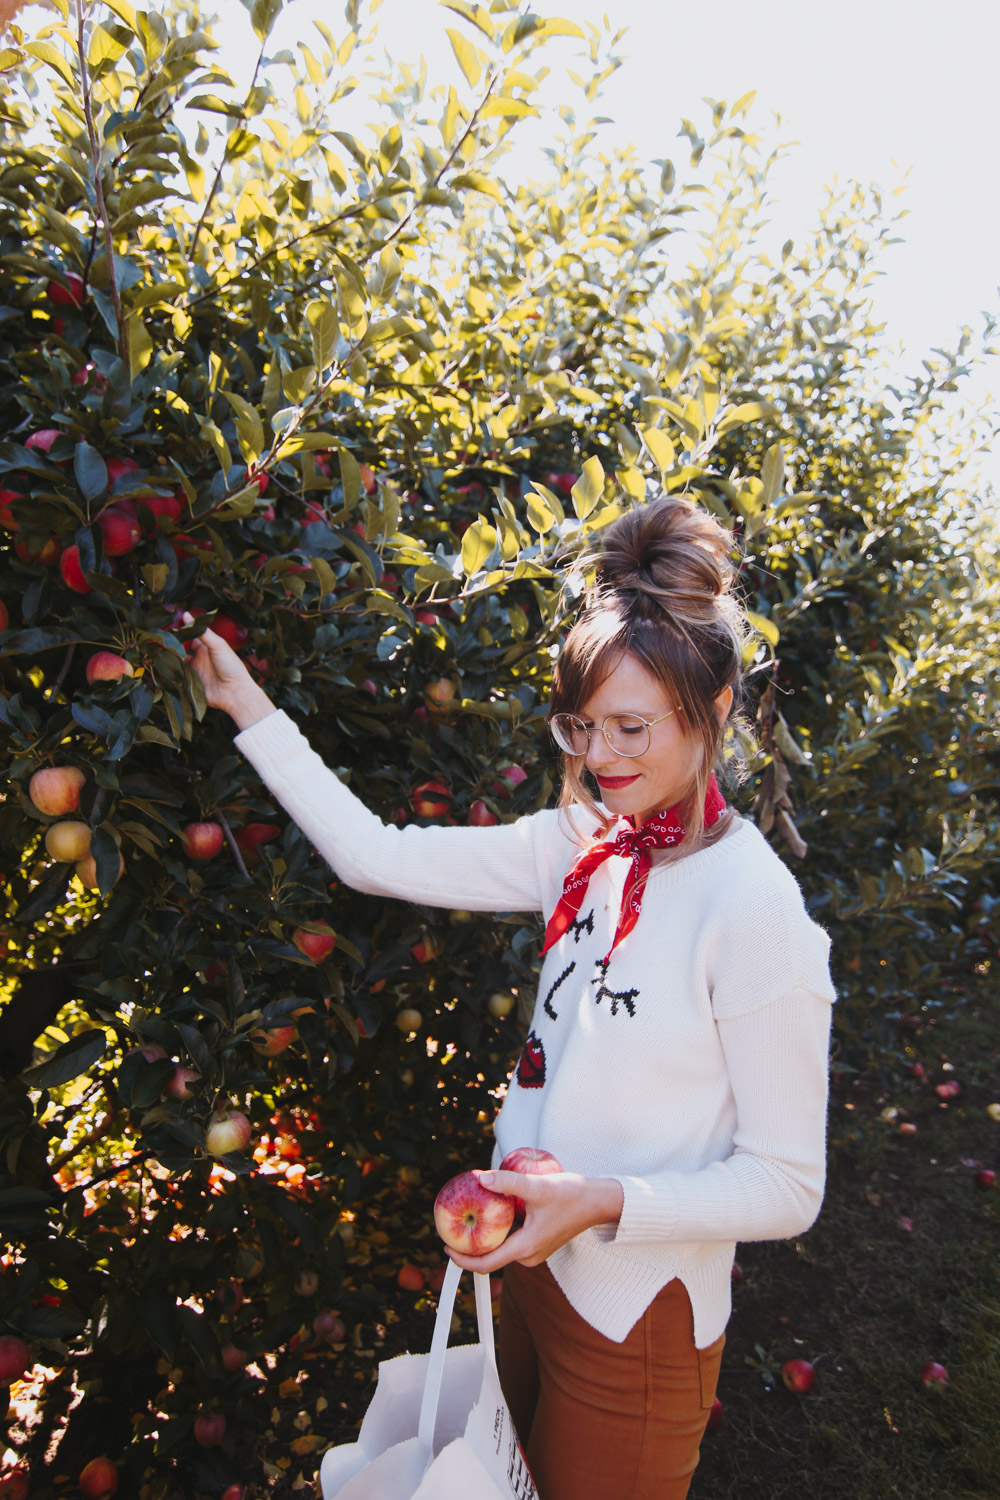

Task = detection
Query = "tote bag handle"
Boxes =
[417,1258,496,1451]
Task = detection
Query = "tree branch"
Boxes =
[76,0,126,362]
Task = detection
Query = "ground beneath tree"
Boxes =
[8,990,998,1499]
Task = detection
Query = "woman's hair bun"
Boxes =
[592,495,735,626]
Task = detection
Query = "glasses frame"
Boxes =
[548,708,677,759]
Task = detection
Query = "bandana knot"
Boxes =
[541,775,726,965]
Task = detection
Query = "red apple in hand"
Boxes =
[498,1147,564,1223]
[433,1170,515,1255]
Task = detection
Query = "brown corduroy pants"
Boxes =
[498,1261,724,1500]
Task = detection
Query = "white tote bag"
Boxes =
[319,1258,537,1500]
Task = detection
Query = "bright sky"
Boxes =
[213,0,999,486]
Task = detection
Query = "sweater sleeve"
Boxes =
[606,984,833,1245]
[232,708,547,913]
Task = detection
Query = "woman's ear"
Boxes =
[715,685,734,722]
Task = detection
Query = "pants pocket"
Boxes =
[696,1332,725,1409]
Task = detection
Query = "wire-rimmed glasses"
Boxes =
[548,709,677,758]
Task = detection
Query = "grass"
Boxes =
[691,985,1000,1500]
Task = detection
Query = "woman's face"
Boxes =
[576,653,727,826]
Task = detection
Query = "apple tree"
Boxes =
[0,0,996,1487]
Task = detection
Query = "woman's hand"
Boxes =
[443,1168,624,1274]
[181,610,256,716]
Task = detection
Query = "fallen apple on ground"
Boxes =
[498,1147,564,1223]
[434,1170,515,1255]
[920,1360,948,1390]
[781,1358,816,1393]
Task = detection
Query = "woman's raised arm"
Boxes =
[184,616,550,914]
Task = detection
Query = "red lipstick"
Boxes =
[595,774,640,789]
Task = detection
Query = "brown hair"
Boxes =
[551,495,751,855]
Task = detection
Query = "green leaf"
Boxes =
[450,171,504,202]
[641,427,675,474]
[440,1,495,39]
[339,448,361,508]
[526,490,557,534]
[74,441,107,501]
[88,22,129,70]
[251,0,283,42]
[716,401,777,436]
[25,41,77,90]
[570,455,604,520]
[126,313,153,379]
[759,442,785,508]
[22,1029,107,1090]
[304,298,340,369]
[461,518,496,575]
[446,27,483,87]
[747,610,779,649]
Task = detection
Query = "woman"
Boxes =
[185,495,835,1500]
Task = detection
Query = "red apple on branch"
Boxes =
[493,764,528,798]
[410,781,452,817]
[292,924,336,962]
[29,765,85,816]
[59,545,93,594]
[468,799,499,826]
[75,849,125,890]
[164,1065,200,1100]
[25,428,61,456]
[397,1263,425,1292]
[193,1410,226,1447]
[498,1147,563,1223]
[395,1007,423,1032]
[313,1310,347,1344]
[44,820,92,861]
[86,652,134,684]
[78,1456,118,1498]
[181,821,224,859]
[0,1468,29,1498]
[0,1335,30,1384]
[98,506,142,557]
[205,1109,251,1157]
[235,822,281,860]
[15,534,60,566]
[105,456,140,486]
[424,677,457,708]
[434,1171,515,1255]
[409,935,439,963]
[46,273,84,308]
[250,1025,297,1056]
[0,487,21,530]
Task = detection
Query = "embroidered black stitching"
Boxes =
[591,960,639,1017]
[567,910,594,943]
[543,961,576,1021]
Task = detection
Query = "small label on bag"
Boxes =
[507,1428,536,1500]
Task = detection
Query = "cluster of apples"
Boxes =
[28,764,124,890]
[433,1147,563,1255]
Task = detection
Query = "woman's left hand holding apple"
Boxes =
[444,1168,624,1273]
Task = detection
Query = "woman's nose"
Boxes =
[585,725,616,770]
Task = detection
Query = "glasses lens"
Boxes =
[550,714,589,754]
[603,714,650,757]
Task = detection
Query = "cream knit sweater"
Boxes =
[233,709,836,1347]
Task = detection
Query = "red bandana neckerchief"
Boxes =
[540,774,727,965]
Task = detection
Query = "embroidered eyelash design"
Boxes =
[543,961,576,1021]
[591,958,639,1017]
[567,910,594,942]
